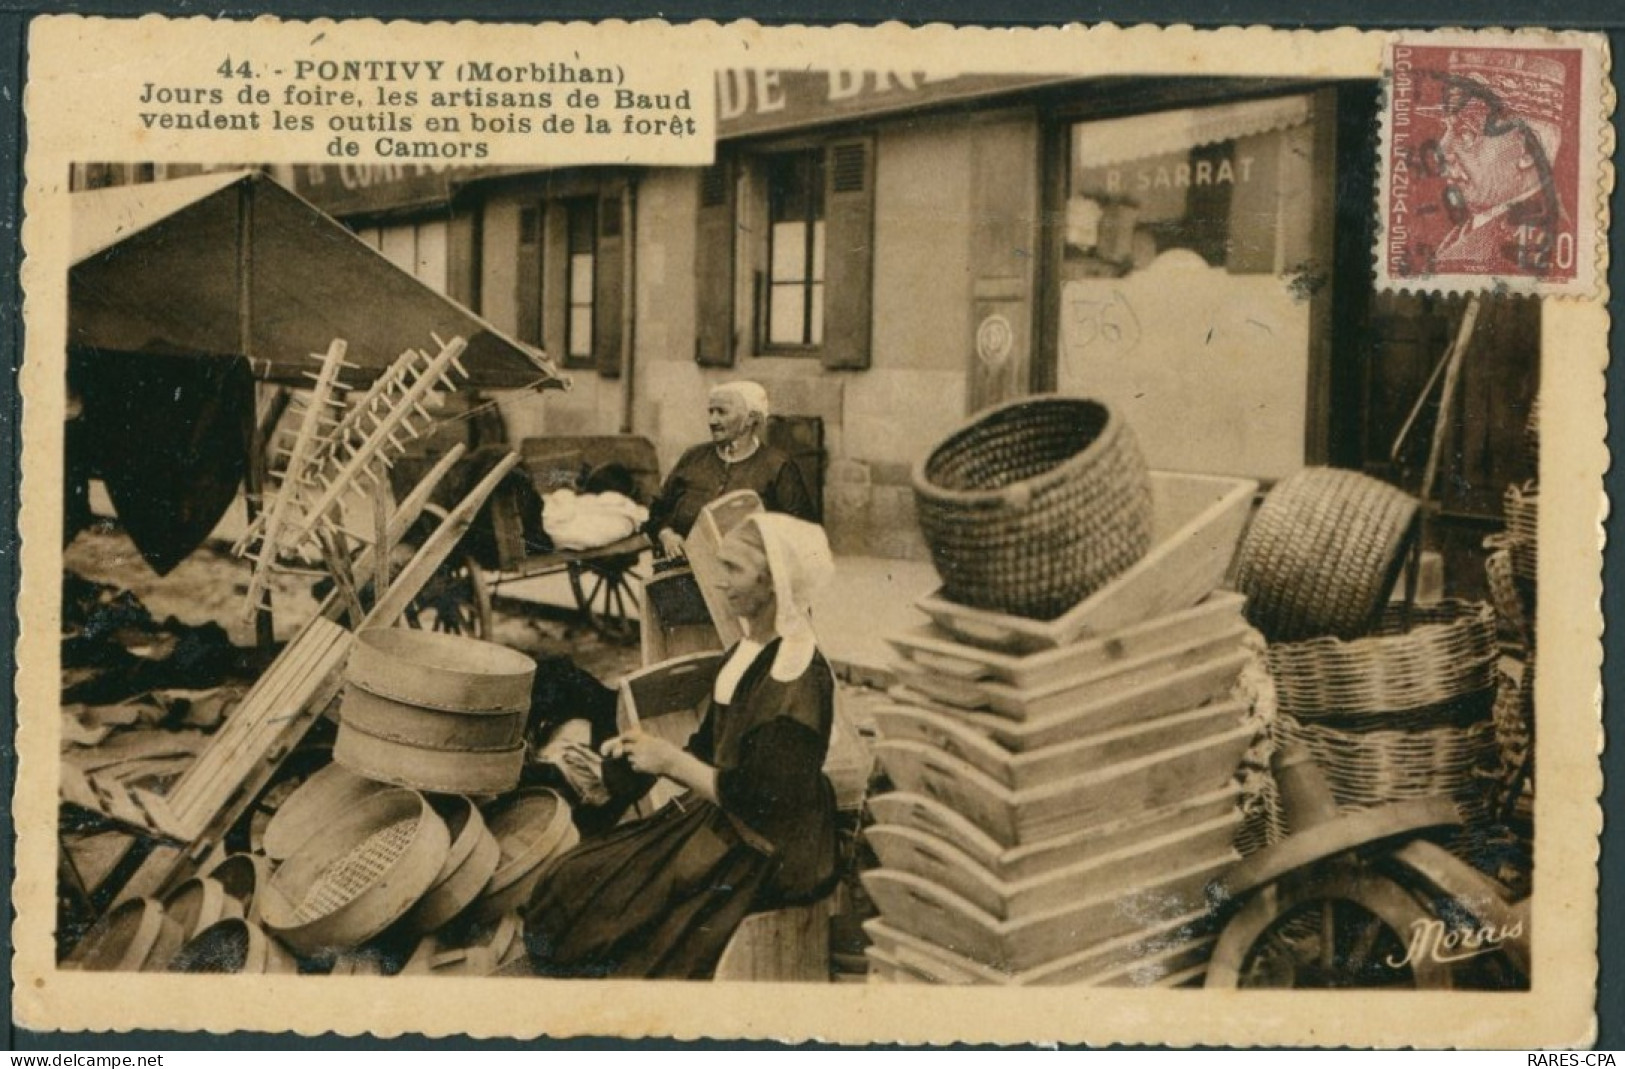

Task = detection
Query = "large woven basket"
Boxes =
[1277,714,1499,828]
[1266,600,1498,720]
[912,397,1153,621]
[1233,467,1420,642]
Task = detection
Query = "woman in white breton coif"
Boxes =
[524,514,839,979]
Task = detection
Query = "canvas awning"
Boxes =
[69,170,568,391]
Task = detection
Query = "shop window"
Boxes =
[1054,93,1322,481]
[565,198,597,366]
[695,136,874,370]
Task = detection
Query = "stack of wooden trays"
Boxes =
[863,471,1263,986]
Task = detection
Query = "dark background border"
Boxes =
[2,0,1619,1051]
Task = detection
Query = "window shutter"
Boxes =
[822,138,875,370]
[541,204,570,363]
[446,209,480,311]
[515,204,543,346]
[594,186,625,378]
[694,158,736,367]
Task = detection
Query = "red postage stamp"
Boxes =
[1377,32,1605,296]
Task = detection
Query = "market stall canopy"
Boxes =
[69,170,568,390]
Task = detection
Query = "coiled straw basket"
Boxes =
[1233,467,1419,642]
[911,398,1153,621]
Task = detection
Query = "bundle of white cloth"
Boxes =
[541,489,650,551]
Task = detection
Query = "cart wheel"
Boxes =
[568,558,641,644]
[404,552,493,639]
[1206,865,1454,989]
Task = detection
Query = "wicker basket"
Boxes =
[1485,547,1532,649]
[1233,467,1419,642]
[912,397,1153,621]
[1277,714,1499,828]
[1503,481,1538,584]
[1266,600,1498,720]
[1491,661,1534,799]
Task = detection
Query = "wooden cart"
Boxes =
[393,434,661,644]
[398,415,825,645]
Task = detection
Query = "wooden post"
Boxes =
[1403,294,1483,621]
[237,180,275,652]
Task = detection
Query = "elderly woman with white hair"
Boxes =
[524,514,840,979]
[644,380,816,557]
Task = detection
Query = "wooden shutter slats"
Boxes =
[821,137,875,371]
[695,159,737,367]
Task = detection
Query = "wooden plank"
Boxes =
[158,622,351,836]
[139,665,351,903]
[317,528,365,628]
[713,899,831,982]
[161,626,344,830]
[873,720,1256,848]
[825,696,874,813]
[372,467,394,597]
[165,619,342,802]
[164,618,341,805]
[169,632,352,832]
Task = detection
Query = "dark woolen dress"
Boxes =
[523,640,839,979]
[644,443,816,539]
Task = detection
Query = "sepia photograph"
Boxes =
[13,17,1609,1047]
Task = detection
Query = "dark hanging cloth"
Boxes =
[71,349,254,575]
[643,443,815,539]
[523,639,839,980]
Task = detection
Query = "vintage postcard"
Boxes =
[12,15,1611,1047]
